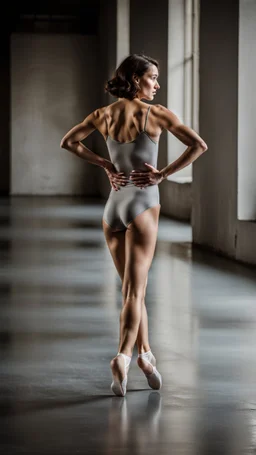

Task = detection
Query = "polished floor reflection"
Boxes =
[0,196,256,455]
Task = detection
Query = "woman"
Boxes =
[60,53,208,397]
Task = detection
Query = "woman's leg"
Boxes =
[118,204,160,357]
[102,223,151,354]
[136,276,150,353]
[102,204,160,381]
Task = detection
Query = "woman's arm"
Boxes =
[60,110,111,170]
[156,105,208,179]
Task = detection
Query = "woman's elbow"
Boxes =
[198,140,208,152]
[60,138,70,149]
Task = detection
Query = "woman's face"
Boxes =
[135,65,160,101]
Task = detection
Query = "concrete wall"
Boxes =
[192,0,239,256]
[192,0,256,266]
[96,0,118,200]
[11,33,100,195]
[0,35,10,195]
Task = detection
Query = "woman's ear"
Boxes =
[132,73,141,91]
[132,73,139,83]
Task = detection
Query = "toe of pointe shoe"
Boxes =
[145,367,162,390]
[137,357,162,390]
[111,378,127,397]
[110,353,131,396]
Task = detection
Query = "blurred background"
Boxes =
[0,1,256,454]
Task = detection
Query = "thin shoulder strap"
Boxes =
[143,105,151,131]
[103,107,108,136]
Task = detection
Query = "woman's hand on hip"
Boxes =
[129,163,164,188]
[104,161,130,191]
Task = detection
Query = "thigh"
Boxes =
[122,204,161,297]
[102,219,126,281]
[103,190,126,232]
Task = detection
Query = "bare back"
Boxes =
[99,100,163,144]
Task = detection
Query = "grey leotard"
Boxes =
[103,105,160,231]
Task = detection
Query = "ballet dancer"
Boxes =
[60,53,208,396]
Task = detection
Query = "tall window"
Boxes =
[167,0,199,181]
[117,0,130,67]
[237,0,256,221]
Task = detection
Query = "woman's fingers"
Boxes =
[110,169,161,190]
[133,180,149,185]
[114,179,129,186]
[131,178,149,184]
[132,178,148,186]
[115,175,130,185]
[110,172,130,190]
[130,176,148,181]
[130,172,149,180]
[130,170,162,186]
[111,180,120,190]
[130,171,148,176]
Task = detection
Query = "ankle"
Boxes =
[117,350,132,358]
[137,346,151,355]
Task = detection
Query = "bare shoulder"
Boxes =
[151,104,208,149]
[91,105,107,123]
[93,102,119,122]
[89,105,113,135]
[150,104,181,130]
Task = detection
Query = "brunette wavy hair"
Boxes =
[105,53,159,100]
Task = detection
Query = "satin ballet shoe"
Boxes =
[110,352,131,397]
[137,350,162,390]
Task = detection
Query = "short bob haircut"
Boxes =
[105,53,159,100]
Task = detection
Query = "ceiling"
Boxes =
[5,1,101,35]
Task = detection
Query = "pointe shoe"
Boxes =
[110,352,131,397]
[137,350,162,390]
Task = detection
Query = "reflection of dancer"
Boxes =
[106,392,162,453]
[60,54,208,396]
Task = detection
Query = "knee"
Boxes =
[122,284,145,302]
[122,279,148,302]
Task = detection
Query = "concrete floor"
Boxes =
[0,196,256,455]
